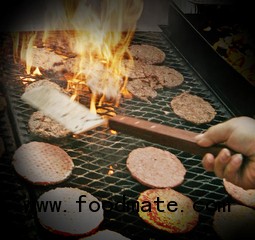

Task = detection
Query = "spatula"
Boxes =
[21,86,229,156]
[21,85,106,134]
[108,115,231,157]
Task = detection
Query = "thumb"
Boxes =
[195,122,232,147]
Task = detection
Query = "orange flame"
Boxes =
[13,32,38,75]
[32,67,42,76]
[108,165,114,175]
[66,0,143,110]
[12,0,143,113]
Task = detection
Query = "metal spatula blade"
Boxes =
[21,86,106,134]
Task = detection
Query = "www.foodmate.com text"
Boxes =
[25,195,231,213]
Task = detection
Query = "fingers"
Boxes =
[201,148,243,183]
[202,153,214,171]
[214,148,231,178]
[223,154,243,182]
[195,122,232,147]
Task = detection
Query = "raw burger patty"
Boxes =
[80,230,130,240]
[170,92,216,124]
[12,141,74,185]
[126,146,186,188]
[28,111,70,138]
[213,204,255,240]
[223,178,255,208]
[129,44,165,64]
[138,188,199,233]
[37,187,104,236]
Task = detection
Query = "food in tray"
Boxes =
[126,146,186,188]
[170,92,216,124]
[137,188,199,233]
[129,44,166,64]
[12,141,74,185]
[37,187,104,236]
[28,111,71,138]
[213,204,255,240]
[212,28,255,86]
[80,230,130,240]
[223,178,255,208]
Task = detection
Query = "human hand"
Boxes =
[195,116,255,189]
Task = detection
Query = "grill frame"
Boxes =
[165,1,255,117]
[2,2,251,236]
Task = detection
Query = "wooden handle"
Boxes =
[109,115,230,157]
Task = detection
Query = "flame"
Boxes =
[13,32,38,75]
[110,130,117,135]
[108,165,114,175]
[90,93,97,114]
[32,67,42,76]
[66,0,143,111]
[12,0,143,113]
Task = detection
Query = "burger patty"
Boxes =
[223,178,255,208]
[25,79,64,93]
[126,61,184,101]
[137,188,199,233]
[12,141,74,185]
[125,60,184,86]
[146,65,184,88]
[170,92,216,124]
[37,187,104,236]
[126,146,186,188]
[29,47,65,73]
[28,111,71,138]
[127,78,159,102]
[129,44,166,64]
[123,60,148,79]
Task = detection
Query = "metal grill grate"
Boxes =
[2,31,235,240]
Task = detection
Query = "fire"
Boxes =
[67,0,143,109]
[32,67,42,76]
[108,165,114,175]
[12,0,143,112]
[110,130,117,135]
[17,32,38,75]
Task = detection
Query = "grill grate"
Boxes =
[2,31,235,240]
